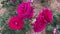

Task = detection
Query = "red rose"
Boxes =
[9,16,24,30]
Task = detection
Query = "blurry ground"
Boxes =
[0,0,60,34]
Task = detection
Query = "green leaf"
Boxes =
[5,24,9,29]
[47,24,53,31]
[57,24,60,28]
[24,19,32,32]
[57,30,60,34]
[46,30,52,34]
[2,12,9,20]
[9,11,17,16]
[15,30,26,34]
[2,29,15,34]
[19,30,26,34]
[2,30,9,34]
[57,14,60,17]
[2,0,23,8]
[0,17,5,26]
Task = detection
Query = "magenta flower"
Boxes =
[32,8,53,32]
[33,13,47,32]
[9,16,24,30]
[17,2,34,19]
[42,8,53,23]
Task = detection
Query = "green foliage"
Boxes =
[0,17,5,26]
[23,19,32,32]
[1,0,23,8]
[9,11,17,16]
[2,29,15,34]
[46,23,53,34]
[46,14,60,34]
[0,11,17,27]
[47,24,53,31]
[57,30,60,34]
[2,27,26,34]
[46,30,52,34]
[15,30,26,34]
[1,12,9,20]
[19,30,26,34]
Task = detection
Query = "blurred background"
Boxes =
[0,0,60,34]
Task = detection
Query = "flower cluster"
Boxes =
[8,2,53,32]
[9,2,34,30]
[33,8,53,32]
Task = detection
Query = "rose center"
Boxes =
[15,22,18,25]
[14,22,19,26]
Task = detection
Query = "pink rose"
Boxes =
[33,13,47,32]
[9,16,24,30]
[17,2,34,19]
[42,8,53,23]
[33,8,53,32]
